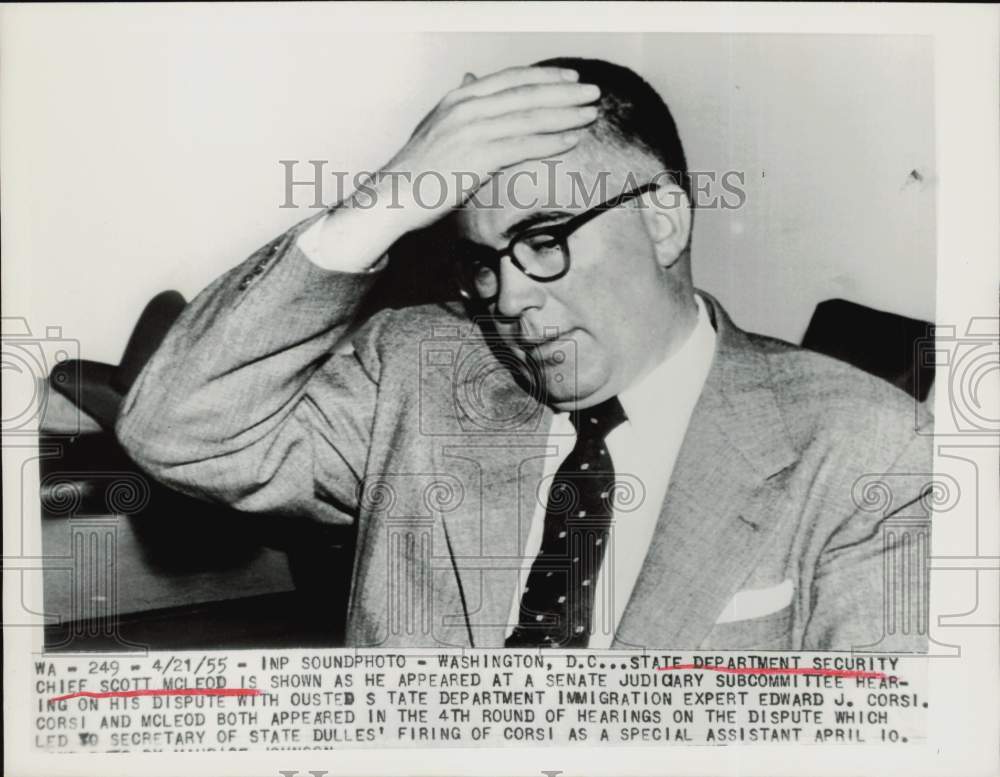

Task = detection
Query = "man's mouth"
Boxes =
[518,330,575,365]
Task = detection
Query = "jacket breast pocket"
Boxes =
[702,605,795,650]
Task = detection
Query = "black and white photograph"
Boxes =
[31,28,941,653]
[3,4,998,775]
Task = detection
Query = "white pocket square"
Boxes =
[715,579,794,624]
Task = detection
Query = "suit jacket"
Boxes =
[116,216,934,651]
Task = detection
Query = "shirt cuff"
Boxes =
[295,212,389,274]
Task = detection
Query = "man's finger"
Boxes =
[460,82,601,122]
[488,131,583,170]
[461,72,477,86]
[453,65,578,100]
[477,105,599,140]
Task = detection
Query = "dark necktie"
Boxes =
[506,396,627,648]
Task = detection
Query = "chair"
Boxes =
[43,290,352,649]
[801,298,935,402]
[49,290,187,431]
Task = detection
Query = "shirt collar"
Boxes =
[550,294,718,440]
[616,293,717,441]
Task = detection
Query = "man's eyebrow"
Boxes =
[500,210,573,241]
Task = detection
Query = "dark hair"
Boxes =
[534,56,690,200]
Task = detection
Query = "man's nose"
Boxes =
[495,256,546,319]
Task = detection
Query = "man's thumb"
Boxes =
[461,72,476,86]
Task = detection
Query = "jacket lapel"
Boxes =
[428,322,554,647]
[433,293,799,650]
[613,293,798,649]
[435,439,551,648]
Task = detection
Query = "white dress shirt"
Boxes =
[299,226,718,648]
[505,296,717,648]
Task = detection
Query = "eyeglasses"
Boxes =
[453,182,658,305]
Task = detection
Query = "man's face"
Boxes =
[455,146,688,411]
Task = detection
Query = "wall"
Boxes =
[1,6,935,364]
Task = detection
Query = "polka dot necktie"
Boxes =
[506,396,628,648]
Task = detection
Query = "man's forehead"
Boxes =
[456,145,645,242]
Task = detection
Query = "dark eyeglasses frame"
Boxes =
[455,181,660,305]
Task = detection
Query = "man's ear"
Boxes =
[638,184,691,269]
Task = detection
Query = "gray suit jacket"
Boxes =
[116,217,934,651]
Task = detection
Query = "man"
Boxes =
[116,58,932,651]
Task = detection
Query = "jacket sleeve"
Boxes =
[115,214,389,524]
[803,415,935,653]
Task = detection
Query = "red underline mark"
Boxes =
[657,664,890,680]
[49,688,261,703]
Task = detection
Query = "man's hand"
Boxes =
[378,65,600,233]
[306,66,599,271]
